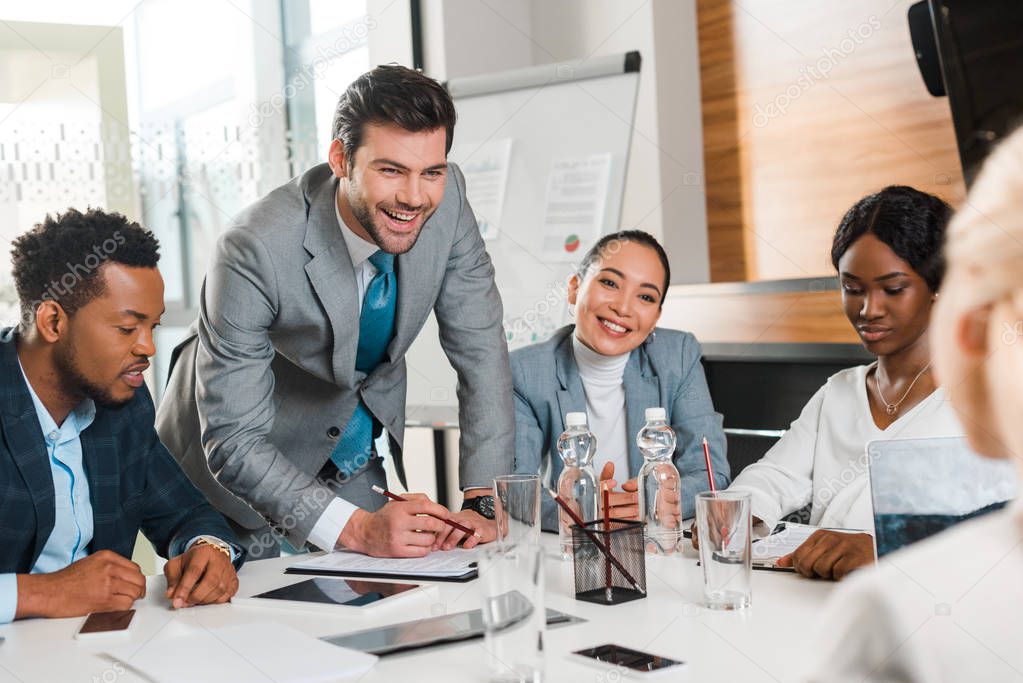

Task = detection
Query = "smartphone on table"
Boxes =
[75,610,135,639]
[571,643,686,676]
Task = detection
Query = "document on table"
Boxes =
[286,547,481,580]
[751,522,866,568]
[107,621,377,683]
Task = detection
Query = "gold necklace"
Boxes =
[874,362,932,416]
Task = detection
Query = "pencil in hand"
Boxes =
[371,485,482,538]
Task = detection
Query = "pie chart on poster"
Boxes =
[564,234,581,253]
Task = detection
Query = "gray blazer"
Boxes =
[511,325,729,531]
[156,162,514,546]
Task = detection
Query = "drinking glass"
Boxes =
[695,490,752,610]
[493,474,541,550]
[480,544,545,682]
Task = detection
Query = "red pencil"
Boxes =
[371,485,481,538]
[702,436,717,492]
[603,487,612,601]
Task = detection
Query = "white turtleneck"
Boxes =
[572,335,631,482]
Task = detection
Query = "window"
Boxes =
[1,0,383,400]
[282,0,372,169]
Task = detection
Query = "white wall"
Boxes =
[367,0,414,66]
[529,1,665,267]
[420,0,534,80]
[420,0,709,284]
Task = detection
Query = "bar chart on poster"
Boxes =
[404,51,641,413]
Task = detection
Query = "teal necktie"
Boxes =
[330,251,396,478]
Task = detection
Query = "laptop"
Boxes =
[867,436,1017,557]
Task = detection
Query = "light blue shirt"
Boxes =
[0,361,96,623]
[0,362,237,624]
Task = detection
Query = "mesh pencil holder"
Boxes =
[571,519,647,606]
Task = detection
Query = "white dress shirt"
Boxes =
[804,496,1023,682]
[571,336,630,481]
[728,363,964,533]
[304,190,384,552]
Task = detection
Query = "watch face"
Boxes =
[477,496,495,519]
[465,496,496,519]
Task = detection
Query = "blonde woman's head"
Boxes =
[933,124,1023,461]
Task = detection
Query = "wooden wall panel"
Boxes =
[697,0,966,282]
[661,281,859,344]
[697,0,748,282]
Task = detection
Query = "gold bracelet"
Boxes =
[194,537,232,560]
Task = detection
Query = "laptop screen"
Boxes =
[867,436,1017,557]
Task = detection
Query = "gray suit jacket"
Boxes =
[511,325,730,531]
[156,162,514,546]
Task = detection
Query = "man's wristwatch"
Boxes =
[461,495,496,520]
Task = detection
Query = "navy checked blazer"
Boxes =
[0,328,245,574]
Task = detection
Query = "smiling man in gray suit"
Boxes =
[156,65,513,559]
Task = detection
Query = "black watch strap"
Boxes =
[461,495,496,520]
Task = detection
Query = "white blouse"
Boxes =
[728,363,964,532]
[804,497,1023,682]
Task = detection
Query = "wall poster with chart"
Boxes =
[448,138,513,241]
[541,153,612,261]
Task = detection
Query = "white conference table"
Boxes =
[0,534,836,682]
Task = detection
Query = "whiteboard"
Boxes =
[404,53,641,413]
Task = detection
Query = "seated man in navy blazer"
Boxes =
[1,208,244,623]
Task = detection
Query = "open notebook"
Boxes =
[749,522,864,571]
[286,547,480,581]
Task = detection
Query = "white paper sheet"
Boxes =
[540,153,612,261]
[288,547,480,578]
[107,621,377,683]
[751,522,865,566]
[449,138,513,239]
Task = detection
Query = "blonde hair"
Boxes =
[945,125,1023,309]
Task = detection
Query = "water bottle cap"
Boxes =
[645,407,666,421]
[565,412,588,427]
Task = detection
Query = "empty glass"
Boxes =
[695,490,752,610]
[493,474,541,550]
[480,544,545,682]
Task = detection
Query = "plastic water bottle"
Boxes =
[637,407,682,555]
[555,412,599,559]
